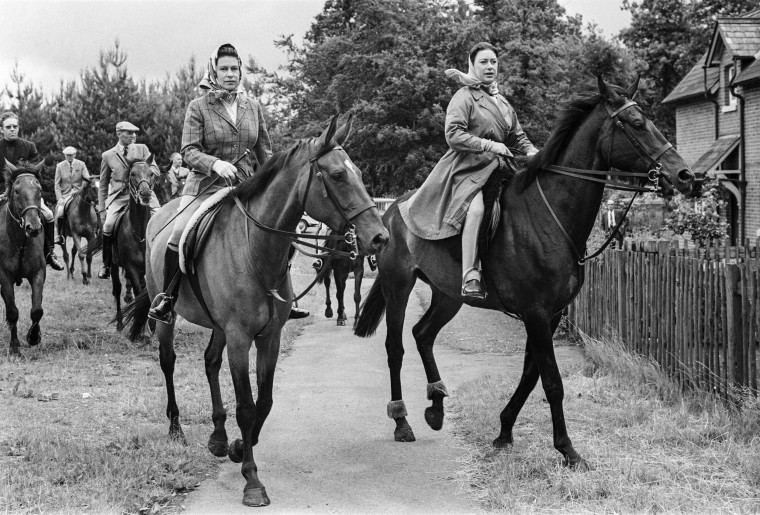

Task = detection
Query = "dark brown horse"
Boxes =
[315,234,366,328]
[354,77,695,469]
[153,170,184,205]
[124,115,388,506]
[0,164,47,354]
[60,177,100,284]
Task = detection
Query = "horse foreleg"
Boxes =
[112,266,123,331]
[0,278,20,354]
[225,326,269,507]
[157,320,186,444]
[523,311,589,470]
[61,237,72,280]
[383,276,415,442]
[352,262,364,330]
[26,272,44,347]
[251,331,280,447]
[335,269,347,326]
[205,329,229,456]
[411,287,462,432]
[323,272,333,318]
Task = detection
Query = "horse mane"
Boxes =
[4,162,41,194]
[234,141,307,202]
[512,92,604,192]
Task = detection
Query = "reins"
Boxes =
[536,99,670,266]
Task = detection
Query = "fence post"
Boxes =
[725,264,744,387]
[617,250,626,339]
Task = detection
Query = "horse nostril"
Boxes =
[371,232,389,251]
[677,169,694,183]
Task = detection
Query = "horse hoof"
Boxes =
[243,487,270,507]
[116,322,124,332]
[337,318,346,326]
[424,405,444,431]
[228,438,244,463]
[492,435,513,450]
[566,457,593,472]
[325,308,333,318]
[27,326,41,347]
[208,437,229,457]
[394,418,416,442]
[124,295,134,304]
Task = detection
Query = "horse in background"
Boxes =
[154,170,185,205]
[600,201,630,249]
[0,163,47,354]
[315,233,367,328]
[354,77,695,470]
[60,176,100,284]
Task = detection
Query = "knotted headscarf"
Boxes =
[198,50,245,102]
[445,55,499,96]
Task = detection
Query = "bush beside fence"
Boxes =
[567,238,759,397]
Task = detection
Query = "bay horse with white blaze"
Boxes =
[355,77,695,470]
[0,163,47,354]
[124,115,388,506]
[60,176,100,284]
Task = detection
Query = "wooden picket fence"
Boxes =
[567,239,760,396]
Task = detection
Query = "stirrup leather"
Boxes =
[461,267,486,299]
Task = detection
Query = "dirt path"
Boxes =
[184,280,584,514]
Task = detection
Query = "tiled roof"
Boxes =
[714,18,760,59]
[662,53,719,104]
[692,135,740,175]
[736,56,760,84]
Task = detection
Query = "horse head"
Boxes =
[128,155,156,206]
[81,175,99,206]
[303,114,389,256]
[153,170,173,205]
[596,76,694,197]
[4,161,43,237]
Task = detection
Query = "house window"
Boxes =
[723,65,737,112]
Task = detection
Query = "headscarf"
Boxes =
[445,54,499,96]
[198,51,245,102]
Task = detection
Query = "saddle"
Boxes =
[477,157,517,260]
[179,187,234,275]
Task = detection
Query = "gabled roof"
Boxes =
[662,53,719,104]
[736,48,760,85]
[692,135,740,175]
[706,17,760,65]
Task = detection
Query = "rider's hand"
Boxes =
[212,160,238,181]
[483,141,512,157]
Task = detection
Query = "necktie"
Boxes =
[123,145,129,158]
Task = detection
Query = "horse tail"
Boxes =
[82,233,103,257]
[120,290,151,341]
[354,274,386,337]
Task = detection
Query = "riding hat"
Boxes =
[115,121,139,132]
[62,146,77,155]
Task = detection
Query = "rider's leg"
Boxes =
[98,198,125,279]
[54,199,65,245]
[148,195,193,323]
[40,202,64,271]
[461,190,485,299]
[148,191,160,215]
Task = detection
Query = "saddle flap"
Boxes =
[179,187,234,275]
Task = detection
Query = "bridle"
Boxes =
[536,99,675,265]
[128,162,155,203]
[231,144,376,261]
[6,173,42,231]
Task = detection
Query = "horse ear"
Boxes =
[334,113,354,147]
[597,75,613,101]
[316,114,340,153]
[624,74,640,99]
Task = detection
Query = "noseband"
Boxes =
[128,163,155,201]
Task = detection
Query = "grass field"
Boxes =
[0,253,324,514]
[450,333,760,513]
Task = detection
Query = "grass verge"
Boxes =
[0,254,322,514]
[449,332,760,513]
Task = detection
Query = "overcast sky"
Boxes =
[0,0,631,96]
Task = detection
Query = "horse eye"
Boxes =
[331,172,345,183]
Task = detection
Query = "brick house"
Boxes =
[663,8,760,242]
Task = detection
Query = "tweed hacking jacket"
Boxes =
[180,92,272,197]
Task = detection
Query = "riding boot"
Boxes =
[98,234,112,279]
[54,217,65,245]
[43,220,64,271]
[461,194,485,299]
[285,263,310,320]
[148,248,181,323]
